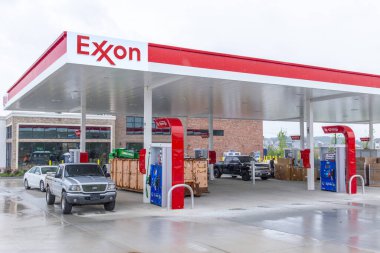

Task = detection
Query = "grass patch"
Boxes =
[0,169,27,177]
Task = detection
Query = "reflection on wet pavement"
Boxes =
[1,178,380,253]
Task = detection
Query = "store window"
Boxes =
[18,125,110,139]
[33,127,45,138]
[86,142,111,164]
[126,142,143,152]
[57,127,68,138]
[6,126,12,139]
[187,129,224,136]
[125,116,223,136]
[6,143,11,169]
[19,126,33,138]
[45,127,57,138]
[126,116,170,135]
[18,142,110,167]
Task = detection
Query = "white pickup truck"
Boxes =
[45,163,117,214]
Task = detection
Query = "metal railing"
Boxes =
[349,174,365,195]
[167,184,194,210]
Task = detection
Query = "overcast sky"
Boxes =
[1,0,380,137]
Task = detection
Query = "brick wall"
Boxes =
[116,116,263,160]
[185,118,263,159]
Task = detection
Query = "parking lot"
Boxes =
[1,177,380,253]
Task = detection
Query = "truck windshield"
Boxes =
[238,156,252,163]
[41,167,58,174]
[65,164,104,177]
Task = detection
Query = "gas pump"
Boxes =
[322,125,357,194]
[149,143,172,207]
[142,118,185,209]
[284,148,300,167]
[319,145,346,192]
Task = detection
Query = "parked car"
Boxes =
[45,163,117,214]
[24,166,58,192]
[214,156,271,181]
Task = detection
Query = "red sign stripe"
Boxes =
[148,43,380,89]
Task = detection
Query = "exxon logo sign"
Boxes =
[76,35,142,66]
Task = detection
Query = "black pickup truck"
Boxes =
[214,156,271,181]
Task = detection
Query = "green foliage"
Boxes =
[0,169,26,177]
[266,129,288,158]
[277,129,288,157]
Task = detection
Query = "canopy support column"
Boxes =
[305,93,315,190]
[208,88,215,180]
[80,90,86,152]
[369,95,374,149]
[369,121,374,149]
[300,110,305,150]
[143,85,152,203]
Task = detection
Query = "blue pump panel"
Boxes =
[320,160,337,192]
[150,164,163,206]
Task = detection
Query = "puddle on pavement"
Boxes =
[347,202,380,209]
[229,208,247,211]
[1,196,28,214]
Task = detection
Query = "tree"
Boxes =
[277,129,287,157]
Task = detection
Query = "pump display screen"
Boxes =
[324,153,336,161]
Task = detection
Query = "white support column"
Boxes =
[80,90,86,152]
[369,121,374,149]
[369,95,374,149]
[208,88,215,180]
[300,113,305,150]
[305,94,315,190]
[143,85,152,203]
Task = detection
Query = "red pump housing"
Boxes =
[322,125,357,194]
[154,118,184,209]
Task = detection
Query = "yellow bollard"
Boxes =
[97,159,100,165]
[49,160,52,166]
[61,160,64,164]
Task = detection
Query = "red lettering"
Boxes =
[77,35,142,65]
[77,35,90,55]
[92,41,115,65]
[114,45,127,59]
[129,47,141,61]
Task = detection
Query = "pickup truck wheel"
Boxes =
[24,179,30,190]
[242,172,251,181]
[261,176,269,180]
[104,201,115,211]
[39,181,45,192]
[61,192,72,214]
[214,168,222,178]
[46,186,55,205]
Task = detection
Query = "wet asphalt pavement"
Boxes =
[1,177,380,253]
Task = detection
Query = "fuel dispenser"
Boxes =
[284,148,300,166]
[149,143,172,207]
[319,145,346,192]
[321,125,357,194]
[139,118,185,209]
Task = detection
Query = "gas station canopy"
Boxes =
[5,31,380,123]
